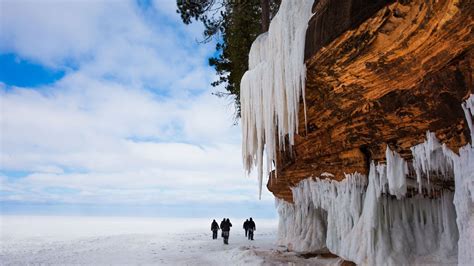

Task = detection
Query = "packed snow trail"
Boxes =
[0,216,343,265]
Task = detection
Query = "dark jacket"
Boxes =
[243,220,249,230]
[211,220,219,231]
[221,219,232,231]
[248,220,256,231]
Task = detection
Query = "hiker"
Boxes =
[247,217,256,240]
[211,219,219,239]
[220,218,226,238]
[221,218,232,244]
[243,219,249,237]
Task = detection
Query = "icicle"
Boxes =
[241,0,314,196]
[411,131,454,194]
[452,95,474,265]
[385,146,408,199]
[280,168,459,265]
[461,94,474,145]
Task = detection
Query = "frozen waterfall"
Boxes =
[240,0,314,197]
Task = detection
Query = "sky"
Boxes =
[0,0,276,218]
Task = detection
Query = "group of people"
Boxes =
[211,218,233,244]
[243,218,256,240]
[210,217,256,244]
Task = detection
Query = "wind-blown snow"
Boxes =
[276,96,474,264]
[240,0,314,197]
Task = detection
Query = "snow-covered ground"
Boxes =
[0,215,342,265]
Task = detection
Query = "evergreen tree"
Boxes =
[176,0,280,119]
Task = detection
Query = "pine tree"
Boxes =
[176,0,279,119]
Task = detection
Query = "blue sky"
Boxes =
[0,0,276,218]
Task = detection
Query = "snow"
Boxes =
[320,172,334,177]
[240,0,314,197]
[0,216,343,265]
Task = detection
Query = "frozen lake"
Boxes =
[0,216,342,265]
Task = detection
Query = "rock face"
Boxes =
[268,0,474,202]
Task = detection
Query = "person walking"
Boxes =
[247,217,256,240]
[221,218,232,244]
[243,219,249,237]
[220,218,226,238]
[211,219,219,239]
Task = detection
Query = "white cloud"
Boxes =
[0,0,107,66]
[0,0,274,210]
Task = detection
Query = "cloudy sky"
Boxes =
[0,0,276,218]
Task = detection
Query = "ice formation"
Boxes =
[276,96,474,264]
[385,147,408,199]
[240,0,314,196]
[454,94,474,265]
[278,163,459,264]
[461,94,474,143]
[410,131,454,194]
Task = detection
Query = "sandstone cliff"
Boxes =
[268,0,474,202]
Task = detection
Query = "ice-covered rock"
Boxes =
[276,96,474,265]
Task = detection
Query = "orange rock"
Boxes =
[268,0,474,202]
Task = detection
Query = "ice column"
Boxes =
[453,94,474,265]
[461,94,474,144]
[385,147,408,199]
[411,131,454,193]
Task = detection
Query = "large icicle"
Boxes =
[385,147,408,199]
[240,0,314,197]
[453,94,474,265]
[411,131,454,194]
[461,94,474,144]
